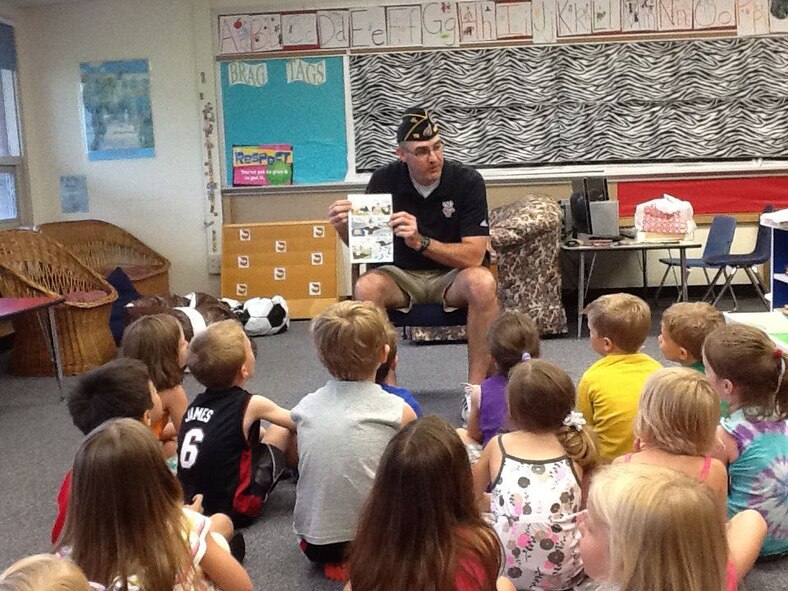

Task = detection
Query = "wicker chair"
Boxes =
[0,229,117,375]
[38,219,170,296]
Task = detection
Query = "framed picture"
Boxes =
[80,59,155,161]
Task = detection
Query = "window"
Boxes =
[0,19,27,228]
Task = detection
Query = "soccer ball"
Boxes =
[242,296,289,336]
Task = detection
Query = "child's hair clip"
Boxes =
[563,411,586,432]
[775,348,783,359]
[521,352,531,362]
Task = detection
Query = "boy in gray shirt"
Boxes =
[267,301,416,580]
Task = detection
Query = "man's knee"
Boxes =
[461,267,498,307]
[353,271,390,305]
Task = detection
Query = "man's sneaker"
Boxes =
[252,443,288,503]
[460,382,480,424]
[229,532,246,563]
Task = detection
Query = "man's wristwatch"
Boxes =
[416,236,431,253]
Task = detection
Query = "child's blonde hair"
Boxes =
[507,360,600,470]
[584,293,651,353]
[311,300,389,381]
[588,463,727,591]
[488,310,541,376]
[635,367,720,456]
[0,555,90,591]
[661,302,724,362]
[187,319,247,389]
[704,324,788,420]
[121,314,185,390]
[57,419,195,591]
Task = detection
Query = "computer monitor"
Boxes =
[569,177,618,239]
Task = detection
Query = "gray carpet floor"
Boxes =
[0,294,785,590]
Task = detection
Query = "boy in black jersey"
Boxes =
[177,319,294,526]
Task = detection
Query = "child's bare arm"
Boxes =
[244,394,296,435]
[472,441,494,509]
[199,530,253,591]
[711,425,739,466]
[706,458,729,522]
[159,385,189,433]
[465,384,483,443]
[401,403,417,427]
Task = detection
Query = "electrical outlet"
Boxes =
[207,253,222,275]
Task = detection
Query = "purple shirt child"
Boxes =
[478,374,513,447]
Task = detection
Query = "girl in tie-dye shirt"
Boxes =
[704,324,788,558]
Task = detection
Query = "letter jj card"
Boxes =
[348,193,393,264]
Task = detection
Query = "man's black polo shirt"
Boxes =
[365,159,489,271]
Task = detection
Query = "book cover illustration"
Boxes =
[348,193,393,264]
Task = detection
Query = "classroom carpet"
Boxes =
[0,294,785,590]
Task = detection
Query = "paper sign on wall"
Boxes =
[219,15,252,54]
[232,145,293,186]
[422,1,460,47]
[458,1,497,43]
[496,2,532,38]
[737,0,770,35]
[593,0,622,32]
[351,7,388,47]
[317,10,350,48]
[694,0,736,29]
[387,5,423,46]
[282,12,319,49]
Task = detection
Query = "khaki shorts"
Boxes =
[374,266,460,313]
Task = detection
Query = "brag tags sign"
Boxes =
[232,144,293,186]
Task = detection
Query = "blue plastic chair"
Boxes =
[654,215,737,304]
[704,205,774,310]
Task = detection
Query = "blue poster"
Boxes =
[80,59,155,161]
[221,57,347,185]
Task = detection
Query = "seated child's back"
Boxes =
[577,293,661,460]
[177,319,294,523]
[292,301,416,561]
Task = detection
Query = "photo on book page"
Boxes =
[348,193,393,264]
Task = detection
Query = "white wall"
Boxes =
[14,0,216,294]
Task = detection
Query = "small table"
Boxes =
[0,296,66,399]
[562,240,703,338]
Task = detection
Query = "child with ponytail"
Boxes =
[704,323,788,558]
[473,360,600,590]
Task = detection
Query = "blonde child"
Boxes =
[578,293,661,461]
[658,302,724,373]
[56,418,252,591]
[348,416,514,591]
[0,554,89,591]
[579,464,766,591]
[704,323,788,558]
[265,300,417,580]
[177,319,295,526]
[614,367,767,579]
[615,367,728,516]
[121,314,189,460]
[459,311,540,455]
[473,360,600,590]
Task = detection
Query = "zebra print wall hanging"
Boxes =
[349,36,788,172]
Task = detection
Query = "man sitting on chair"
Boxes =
[328,107,499,411]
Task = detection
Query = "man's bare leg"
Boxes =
[444,267,499,385]
[354,270,409,309]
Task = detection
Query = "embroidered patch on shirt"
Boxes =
[442,200,455,218]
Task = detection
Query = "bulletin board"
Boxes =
[219,56,347,185]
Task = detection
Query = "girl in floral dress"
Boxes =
[473,360,600,590]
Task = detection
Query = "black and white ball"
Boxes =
[242,296,289,336]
